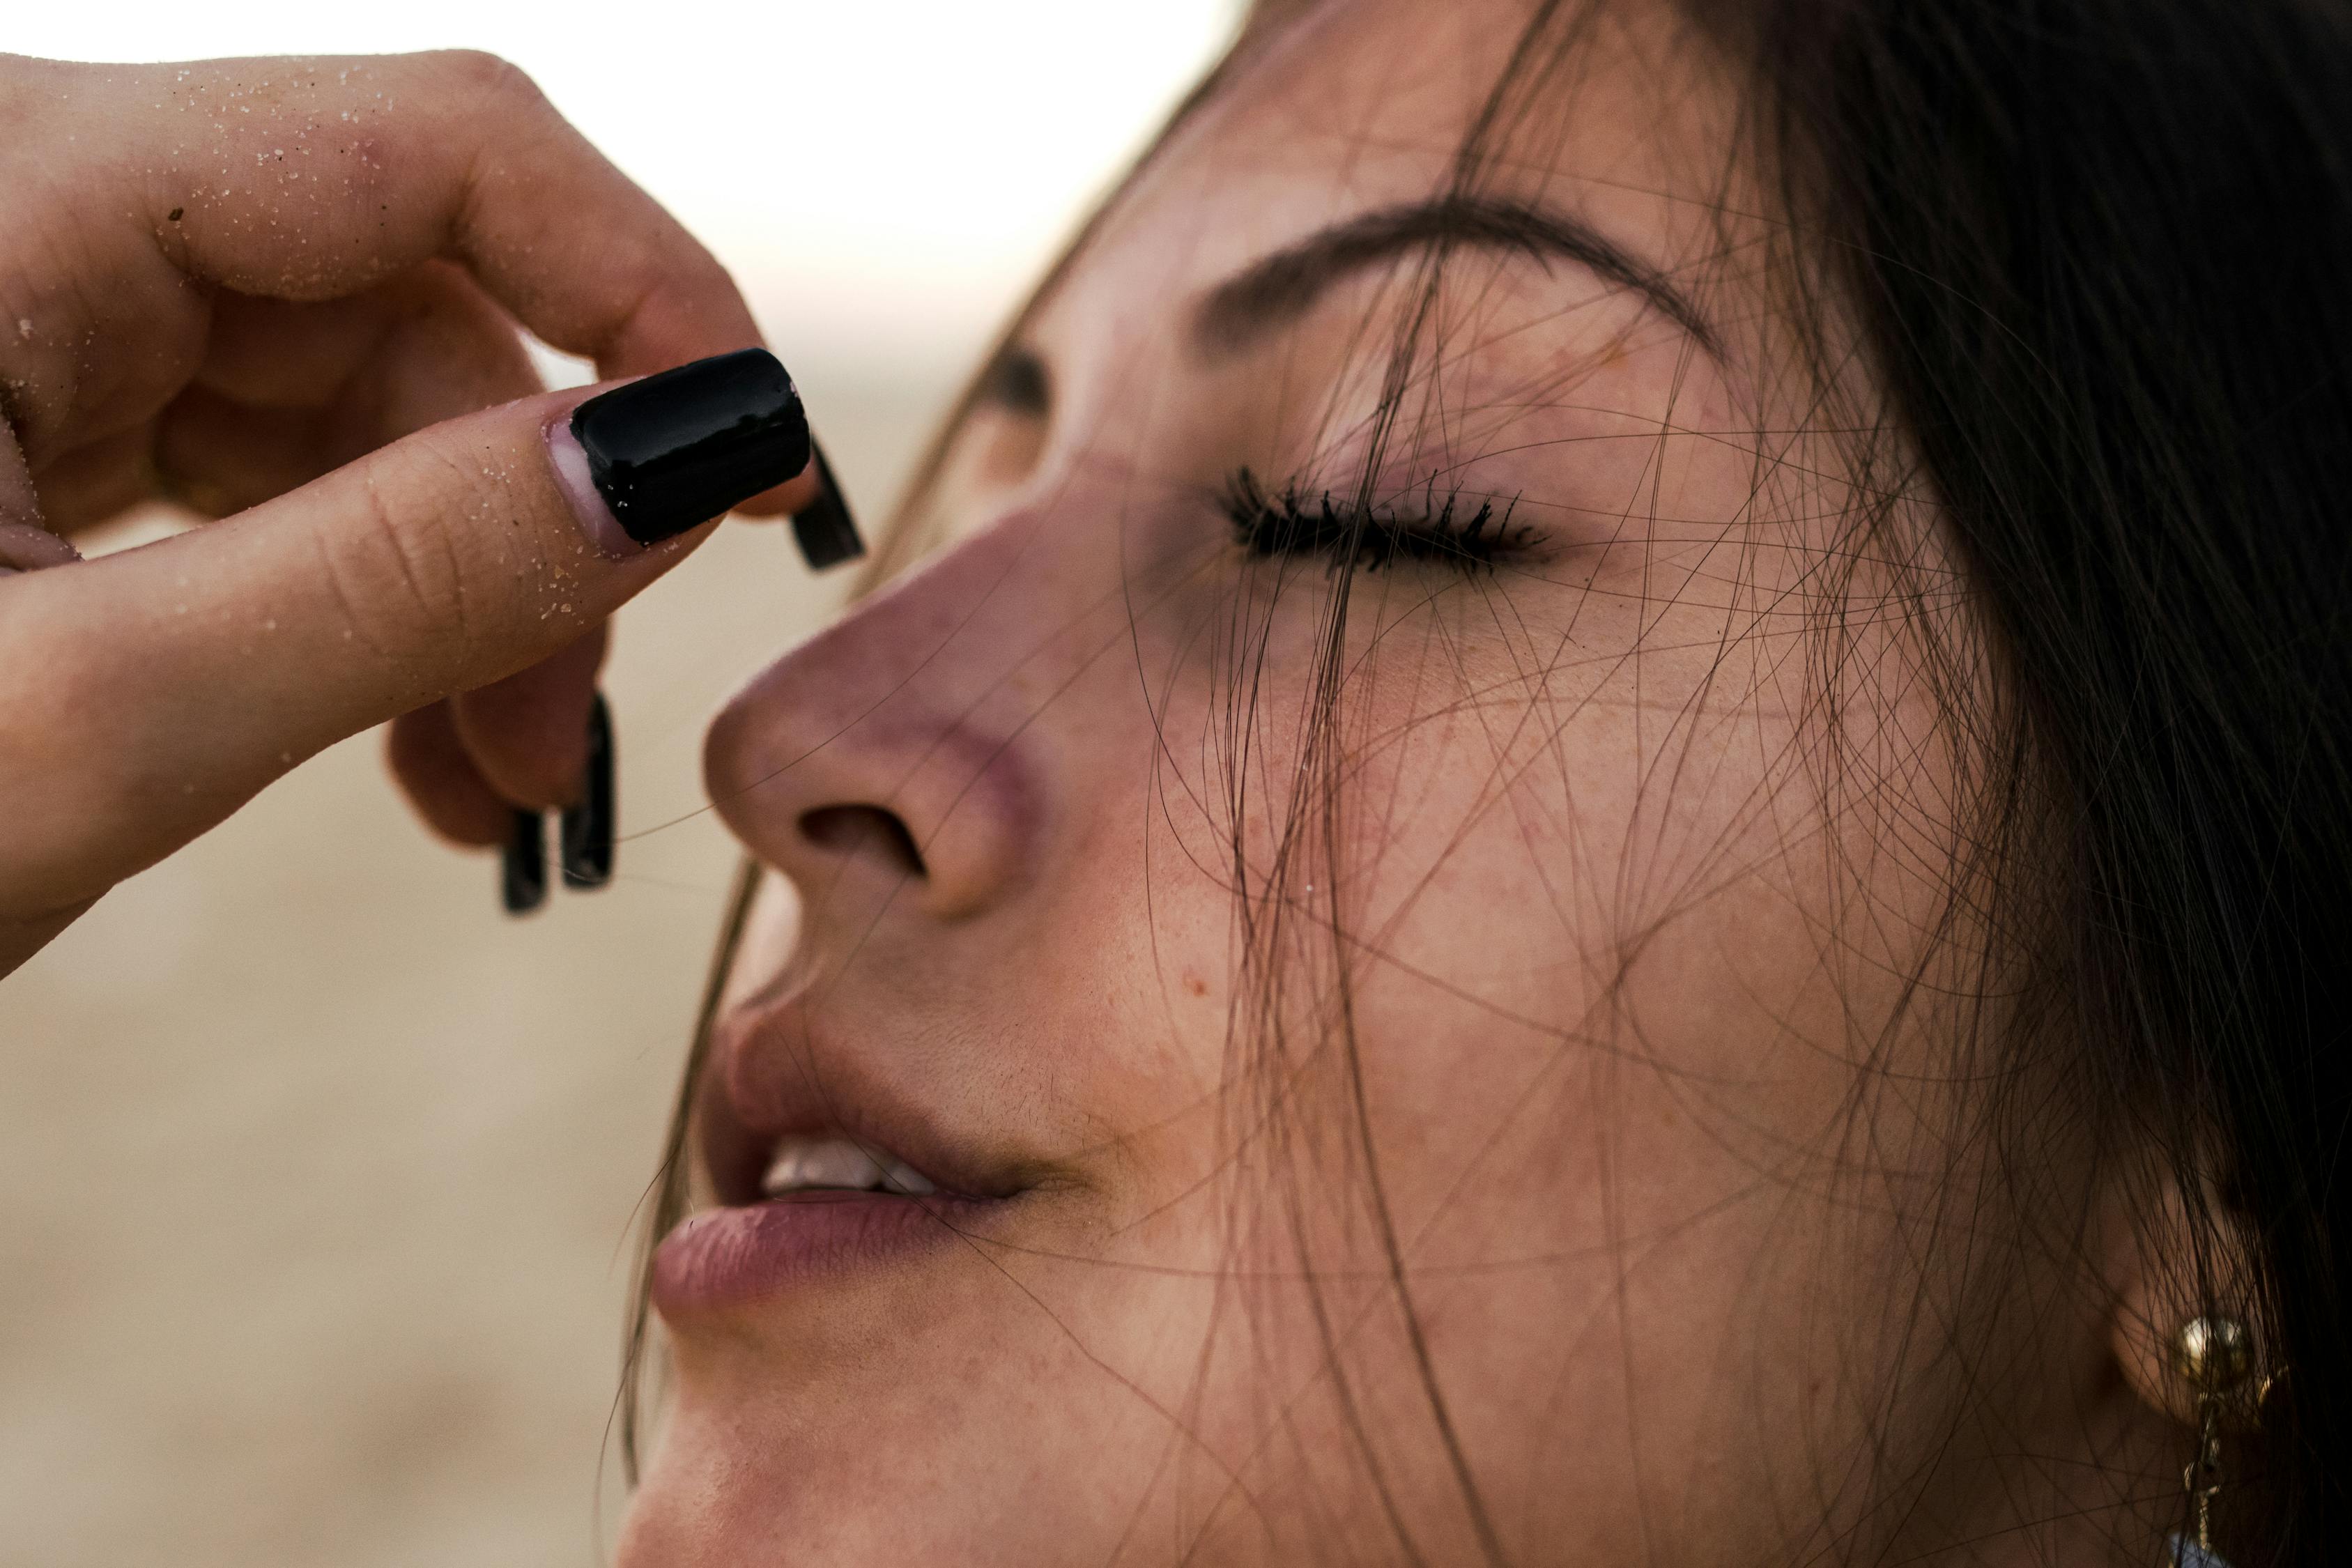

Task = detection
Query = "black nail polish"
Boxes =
[560,693,615,891]
[571,348,813,546]
[790,438,867,571]
[502,808,548,915]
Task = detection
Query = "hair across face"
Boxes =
[617,1,2351,1564]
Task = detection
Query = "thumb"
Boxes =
[0,348,814,923]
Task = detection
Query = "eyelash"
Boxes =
[1221,468,1539,575]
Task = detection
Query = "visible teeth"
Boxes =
[761,1135,937,1197]
[762,1137,884,1194]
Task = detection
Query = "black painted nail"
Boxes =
[560,693,615,891]
[502,808,548,915]
[570,348,813,547]
[790,438,867,571]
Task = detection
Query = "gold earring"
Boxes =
[2169,1314,2261,1568]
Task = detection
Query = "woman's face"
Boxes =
[623,1,2111,1562]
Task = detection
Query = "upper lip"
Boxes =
[698,992,1026,1208]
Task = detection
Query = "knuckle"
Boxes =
[434,49,553,116]
[321,451,480,673]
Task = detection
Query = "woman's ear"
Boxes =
[2102,1158,2267,1429]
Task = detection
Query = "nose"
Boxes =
[704,512,1070,924]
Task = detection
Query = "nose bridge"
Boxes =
[841,507,1082,716]
[705,498,1119,918]
[729,500,1096,759]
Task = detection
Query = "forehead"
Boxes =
[1072,0,1751,316]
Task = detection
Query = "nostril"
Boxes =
[797,804,928,880]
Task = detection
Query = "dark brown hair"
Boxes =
[1696,2,2352,1560]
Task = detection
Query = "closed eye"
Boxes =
[1222,468,1542,575]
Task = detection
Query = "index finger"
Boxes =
[0,51,782,456]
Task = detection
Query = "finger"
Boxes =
[451,624,607,810]
[192,261,537,420]
[385,701,509,847]
[202,267,605,818]
[0,521,81,574]
[188,281,438,412]
[732,477,808,520]
[31,425,164,530]
[0,415,45,532]
[176,267,612,833]
[0,52,812,514]
[35,263,545,532]
[148,392,334,520]
[0,417,78,574]
[150,265,544,519]
[1,902,98,973]
[0,357,806,923]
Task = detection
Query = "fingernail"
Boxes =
[502,808,548,915]
[548,347,813,558]
[560,693,615,890]
[790,438,866,571]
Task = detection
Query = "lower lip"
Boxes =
[651,1191,1000,1316]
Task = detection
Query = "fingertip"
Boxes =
[387,705,511,847]
[730,456,822,520]
[0,521,82,573]
[449,628,608,810]
[734,440,866,572]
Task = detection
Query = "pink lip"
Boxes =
[651,1190,1006,1316]
[695,987,1033,1207]
[656,982,1038,1320]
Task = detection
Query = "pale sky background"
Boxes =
[2,8,1240,1567]
[11,1,1240,374]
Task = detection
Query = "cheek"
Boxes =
[1331,668,1795,1225]
[1342,597,1958,1190]
[1280,530,1979,1433]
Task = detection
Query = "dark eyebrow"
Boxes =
[1190,194,1721,362]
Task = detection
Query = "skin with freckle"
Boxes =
[627,1,2176,1563]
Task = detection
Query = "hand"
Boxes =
[0,51,820,976]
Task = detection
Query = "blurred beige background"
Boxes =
[0,5,1233,1565]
